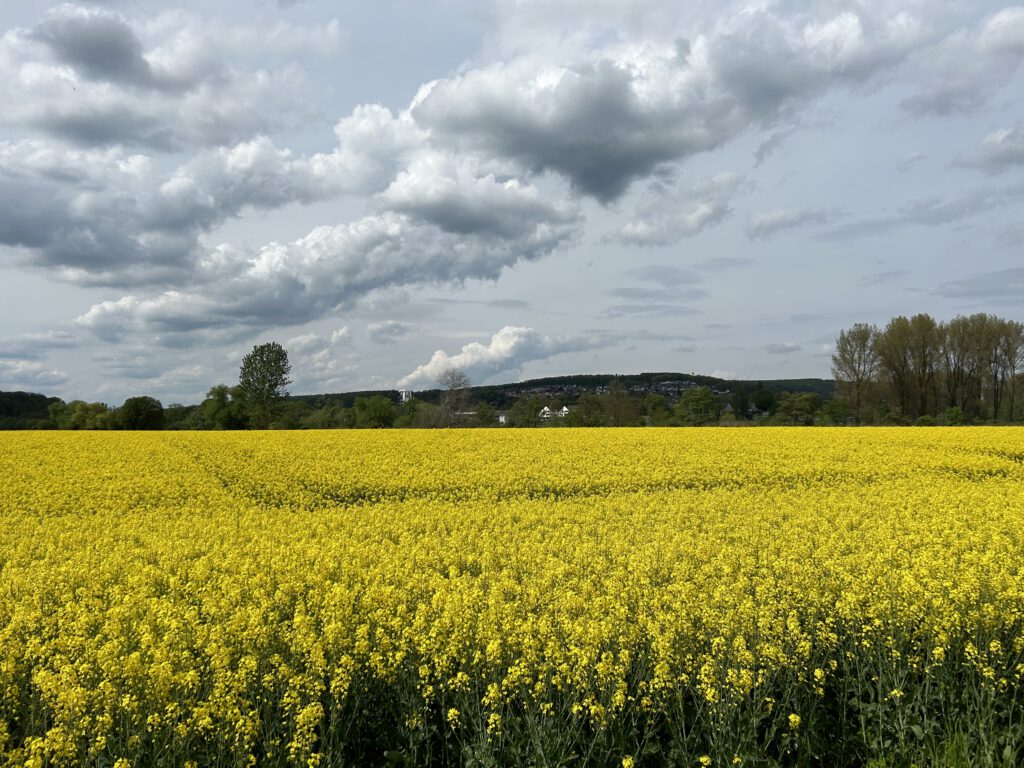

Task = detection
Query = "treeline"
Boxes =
[16,381,840,430]
[832,313,1024,424]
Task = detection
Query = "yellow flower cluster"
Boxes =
[1,427,1023,765]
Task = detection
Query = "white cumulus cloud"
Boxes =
[397,325,600,388]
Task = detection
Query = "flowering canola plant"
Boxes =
[1,428,1023,766]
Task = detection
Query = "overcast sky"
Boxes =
[1,0,1022,403]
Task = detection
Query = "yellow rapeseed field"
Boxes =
[1,428,1023,766]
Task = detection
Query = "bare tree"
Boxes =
[831,323,878,424]
[438,367,470,425]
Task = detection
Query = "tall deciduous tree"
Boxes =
[997,320,1024,422]
[237,342,292,429]
[875,316,914,418]
[908,313,941,419]
[831,323,878,424]
[438,367,470,425]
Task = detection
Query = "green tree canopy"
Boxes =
[237,342,292,429]
[118,396,165,430]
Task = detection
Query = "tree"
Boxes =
[438,367,470,425]
[774,392,822,425]
[475,402,498,427]
[752,385,776,416]
[642,393,672,426]
[602,379,638,426]
[997,320,1024,421]
[198,384,248,429]
[831,323,878,424]
[118,396,165,430]
[237,342,292,429]
[875,316,914,417]
[675,386,718,425]
[354,396,395,428]
[564,393,604,427]
[908,313,941,419]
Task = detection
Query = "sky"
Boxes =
[1,0,1023,404]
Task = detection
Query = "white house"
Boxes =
[539,406,571,420]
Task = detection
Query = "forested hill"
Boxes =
[293,373,834,409]
[460,372,833,408]
[0,391,62,429]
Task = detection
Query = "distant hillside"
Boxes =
[0,390,60,429]
[296,372,834,409]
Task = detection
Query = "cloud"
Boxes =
[694,256,754,272]
[91,349,164,380]
[367,320,413,345]
[745,207,832,239]
[0,330,77,359]
[625,264,702,286]
[30,5,158,89]
[900,7,1024,116]
[377,151,580,238]
[765,342,801,354]
[278,328,355,391]
[0,6,328,152]
[0,106,426,287]
[215,18,345,57]
[414,7,925,202]
[429,297,533,310]
[821,182,1024,240]
[0,359,69,389]
[603,303,702,318]
[933,266,1024,303]
[606,263,706,316]
[286,331,332,354]
[859,269,911,286]
[897,152,926,173]
[75,202,579,343]
[397,325,599,387]
[615,173,741,246]
[970,124,1024,174]
[754,124,799,165]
